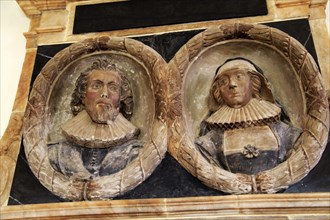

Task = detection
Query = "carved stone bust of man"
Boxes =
[196,57,301,175]
[48,59,141,179]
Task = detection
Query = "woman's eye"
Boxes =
[220,78,228,85]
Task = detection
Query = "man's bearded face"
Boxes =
[83,70,121,124]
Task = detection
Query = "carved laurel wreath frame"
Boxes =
[168,23,329,194]
[23,36,168,200]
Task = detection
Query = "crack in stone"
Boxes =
[303,32,311,47]
[9,196,23,205]
[38,53,53,59]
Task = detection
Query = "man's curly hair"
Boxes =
[71,58,134,119]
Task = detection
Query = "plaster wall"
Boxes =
[1,1,29,137]
[0,1,329,137]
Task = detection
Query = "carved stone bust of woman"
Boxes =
[196,57,301,175]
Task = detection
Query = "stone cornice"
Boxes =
[16,0,67,16]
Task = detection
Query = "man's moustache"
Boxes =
[96,98,113,107]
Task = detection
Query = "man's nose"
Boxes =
[100,86,109,98]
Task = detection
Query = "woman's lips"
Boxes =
[231,92,240,98]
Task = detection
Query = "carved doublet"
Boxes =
[221,125,279,174]
[48,140,141,178]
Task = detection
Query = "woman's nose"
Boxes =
[228,78,237,89]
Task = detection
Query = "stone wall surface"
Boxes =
[0,0,329,219]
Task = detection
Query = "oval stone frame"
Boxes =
[168,23,329,194]
[23,36,168,200]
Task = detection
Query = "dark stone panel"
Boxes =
[73,0,267,34]
[133,29,203,62]
[9,140,330,205]
[115,153,225,200]
[9,19,328,205]
[30,44,71,92]
[8,142,64,205]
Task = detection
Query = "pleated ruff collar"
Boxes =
[206,98,281,129]
[61,110,139,148]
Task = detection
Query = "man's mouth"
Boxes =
[96,99,113,109]
[97,102,109,106]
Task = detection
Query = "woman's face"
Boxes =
[216,68,253,108]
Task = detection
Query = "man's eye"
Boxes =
[91,83,101,89]
[108,84,119,92]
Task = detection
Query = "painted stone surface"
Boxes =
[22,37,168,201]
[168,23,328,194]
[9,20,329,204]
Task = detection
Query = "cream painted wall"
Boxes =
[0,1,329,137]
[1,1,29,137]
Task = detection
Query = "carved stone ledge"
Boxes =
[16,0,41,16]
[1,193,329,219]
[275,0,310,8]
[275,0,328,9]
[35,26,65,34]
[23,32,38,49]
[274,0,329,19]
[310,0,328,8]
